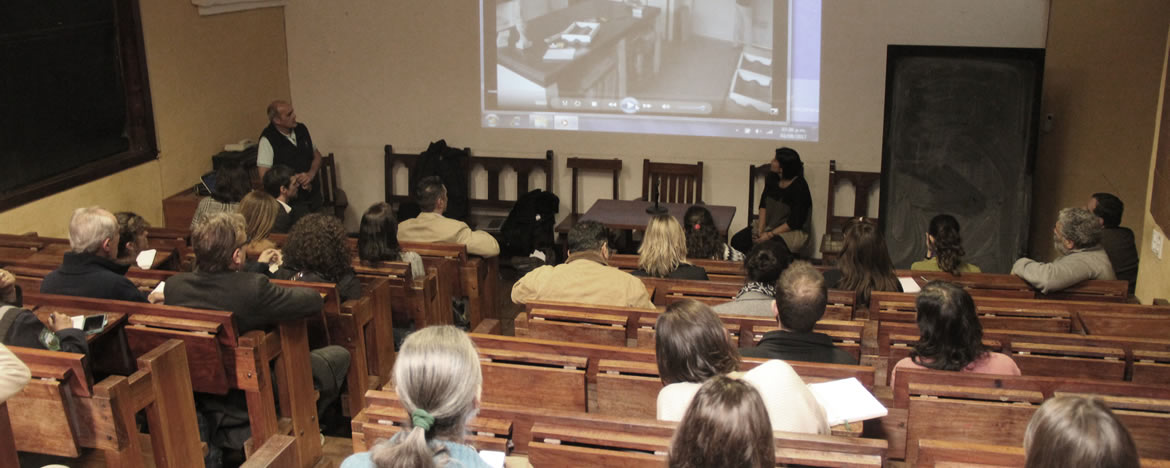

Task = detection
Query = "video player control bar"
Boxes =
[550,97,712,116]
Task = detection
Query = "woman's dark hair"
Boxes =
[910,281,987,371]
[358,202,403,264]
[683,205,720,259]
[928,214,967,276]
[212,163,252,204]
[668,376,775,468]
[744,240,792,285]
[283,213,354,282]
[837,217,899,306]
[655,300,740,385]
[775,147,804,180]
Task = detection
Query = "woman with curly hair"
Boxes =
[632,215,708,280]
[911,214,981,276]
[279,213,361,301]
[683,205,743,261]
[890,281,1019,387]
[238,191,281,260]
[823,217,901,307]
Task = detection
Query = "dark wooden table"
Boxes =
[558,199,736,236]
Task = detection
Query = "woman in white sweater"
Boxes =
[0,343,30,403]
[654,300,828,434]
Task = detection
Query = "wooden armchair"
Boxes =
[556,157,623,239]
[821,160,881,262]
[318,153,348,220]
[642,159,703,204]
[745,162,773,225]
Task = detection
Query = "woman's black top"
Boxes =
[759,174,812,232]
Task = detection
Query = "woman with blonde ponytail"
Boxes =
[341,326,491,468]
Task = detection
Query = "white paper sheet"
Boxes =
[478,450,506,468]
[808,377,888,426]
[897,276,921,293]
[136,249,157,270]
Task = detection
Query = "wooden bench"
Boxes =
[871,291,1170,333]
[479,347,588,412]
[356,387,888,465]
[915,439,1170,468]
[608,253,747,283]
[22,293,324,467]
[1080,311,1170,339]
[399,241,498,329]
[894,369,1170,464]
[0,233,179,271]
[5,339,203,467]
[902,269,1129,302]
[353,260,441,332]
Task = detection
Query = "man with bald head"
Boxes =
[257,100,323,216]
[41,206,160,303]
[740,261,856,364]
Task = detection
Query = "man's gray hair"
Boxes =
[266,100,287,122]
[69,206,117,254]
[1057,207,1103,249]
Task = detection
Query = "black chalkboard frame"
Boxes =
[0,0,157,212]
[878,45,1045,273]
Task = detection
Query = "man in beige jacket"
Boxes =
[399,176,500,257]
[512,221,655,309]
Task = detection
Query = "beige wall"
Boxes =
[1135,28,1170,304]
[284,1,1049,251]
[0,4,290,236]
[1029,0,1170,261]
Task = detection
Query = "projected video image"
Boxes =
[480,0,821,141]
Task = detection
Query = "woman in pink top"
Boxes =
[891,281,1020,387]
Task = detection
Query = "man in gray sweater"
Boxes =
[1012,207,1115,294]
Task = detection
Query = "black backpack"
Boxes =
[499,189,559,259]
[412,140,470,221]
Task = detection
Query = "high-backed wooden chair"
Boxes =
[821,160,880,261]
[641,159,703,204]
[318,153,348,220]
[556,157,623,237]
[746,162,773,225]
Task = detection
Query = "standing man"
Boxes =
[257,100,323,215]
[1088,193,1139,295]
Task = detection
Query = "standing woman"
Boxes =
[732,148,812,255]
[911,214,981,275]
[340,326,492,468]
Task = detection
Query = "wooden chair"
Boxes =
[318,153,348,220]
[746,162,773,225]
[399,241,498,329]
[820,160,881,261]
[641,159,703,204]
[5,340,203,467]
[556,157,623,238]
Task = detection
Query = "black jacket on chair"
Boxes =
[41,252,147,303]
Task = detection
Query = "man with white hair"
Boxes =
[1012,207,1116,294]
[41,206,159,303]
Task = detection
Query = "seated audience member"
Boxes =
[238,191,281,259]
[712,241,792,317]
[741,261,857,364]
[823,217,902,307]
[165,213,349,464]
[262,164,299,233]
[1012,207,1115,294]
[632,215,709,280]
[398,176,499,257]
[911,214,981,275]
[0,343,31,403]
[278,213,361,302]
[42,207,159,303]
[1088,193,1139,295]
[1,268,88,354]
[358,202,425,279]
[655,300,828,434]
[684,205,744,261]
[1024,395,1138,468]
[341,326,492,468]
[668,375,775,468]
[512,221,654,309]
[191,163,251,231]
[732,147,813,254]
[891,281,1020,387]
[113,211,149,266]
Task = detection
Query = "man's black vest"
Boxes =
[260,122,314,173]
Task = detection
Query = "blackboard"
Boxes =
[0,0,155,209]
[880,46,1044,274]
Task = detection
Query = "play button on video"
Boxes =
[620,97,640,114]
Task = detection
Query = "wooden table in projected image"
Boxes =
[557,199,736,236]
